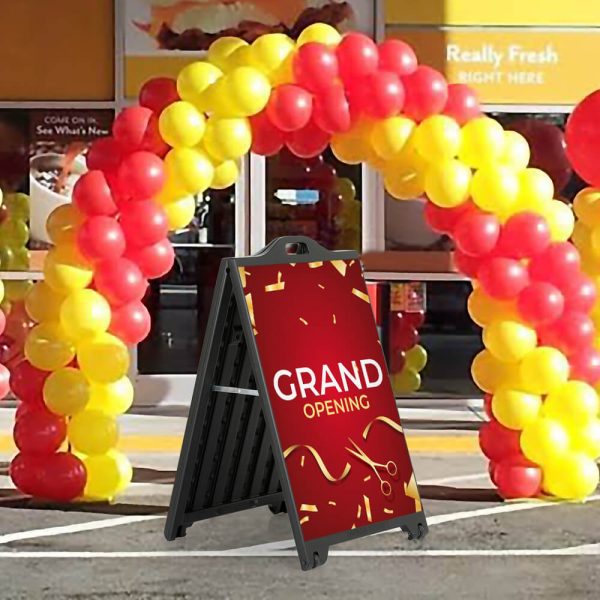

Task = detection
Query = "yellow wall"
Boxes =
[0,0,114,101]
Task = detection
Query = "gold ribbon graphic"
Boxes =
[284,445,351,483]
[404,472,422,513]
[362,416,404,440]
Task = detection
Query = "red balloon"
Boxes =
[266,85,313,132]
[139,76,179,114]
[528,242,581,287]
[495,459,542,499]
[497,212,550,259]
[488,461,499,486]
[363,70,405,119]
[0,363,9,400]
[394,325,419,352]
[540,311,595,355]
[517,282,564,326]
[403,311,425,329]
[9,360,49,404]
[312,85,351,134]
[109,300,151,345]
[559,273,597,313]
[124,238,175,280]
[16,399,51,421]
[377,39,418,77]
[112,106,169,156]
[293,42,339,93]
[249,111,286,156]
[337,33,379,84]
[77,216,126,262]
[454,212,500,257]
[402,66,448,122]
[286,121,330,158]
[306,161,337,191]
[0,308,5,336]
[565,89,600,186]
[94,258,147,306]
[478,419,522,462]
[41,452,87,502]
[443,84,481,125]
[72,170,118,217]
[9,453,44,496]
[13,410,66,455]
[86,136,125,173]
[119,200,168,247]
[117,151,166,202]
[509,118,571,193]
[453,249,484,278]
[423,200,475,235]
[390,349,406,373]
[479,257,529,300]
[569,347,600,385]
[483,394,493,419]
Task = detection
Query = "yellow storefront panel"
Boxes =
[386,27,600,105]
[385,0,600,27]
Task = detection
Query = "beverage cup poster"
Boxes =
[239,258,422,541]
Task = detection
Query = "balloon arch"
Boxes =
[8,23,600,502]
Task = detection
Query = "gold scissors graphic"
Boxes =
[345,438,398,497]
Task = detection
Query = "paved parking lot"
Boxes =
[0,407,598,599]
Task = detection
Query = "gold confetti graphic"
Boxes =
[356,504,362,519]
[364,495,372,523]
[405,472,422,513]
[349,260,355,266]
[331,260,347,277]
[383,508,394,515]
[284,445,351,482]
[245,293,256,332]
[328,501,337,507]
[265,271,285,292]
[238,267,247,288]
[299,317,308,325]
[333,314,337,324]
[351,524,356,529]
[300,516,310,525]
[318,284,325,290]
[309,262,323,268]
[362,416,404,440]
[364,475,371,482]
[300,504,318,513]
[352,288,370,303]
[301,455,305,467]
[290,263,296,267]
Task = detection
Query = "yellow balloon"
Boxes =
[492,388,541,430]
[0,279,4,304]
[226,44,254,70]
[46,204,84,246]
[78,332,130,384]
[87,377,134,416]
[59,289,111,341]
[4,280,33,302]
[371,116,415,160]
[424,159,471,207]
[543,381,599,426]
[414,115,461,161]
[519,346,569,395]
[458,116,505,168]
[4,192,29,221]
[224,67,271,117]
[43,367,89,416]
[391,369,421,394]
[569,419,600,460]
[517,168,554,208]
[249,33,295,77]
[0,218,29,247]
[331,120,374,164]
[10,246,30,271]
[162,195,196,230]
[471,349,513,394]
[25,322,75,371]
[543,452,599,500]
[155,176,188,205]
[159,101,206,148]
[84,450,132,500]
[176,61,223,110]
[297,23,341,46]
[483,319,537,362]
[203,117,251,161]
[405,345,427,372]
[470,164,519,215]
[573,187,600,228]
[335,177,356,201]
[542,200,575,242]
[44,243,93,294]
[572,220,592,250]
[384,151,427,200]
[521,417,569,465]
[68,410,119,455]
[211,158,240,189]
[207,36,248,71]
[500,130,530,170]
[467,288,517,327]
[164,148,215,195]
[25,281,64,323]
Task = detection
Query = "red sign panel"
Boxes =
[240,259,421,541]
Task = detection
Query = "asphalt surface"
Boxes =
[0,407,598,599]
